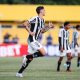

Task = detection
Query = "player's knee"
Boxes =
[67,53,71,57]
[61,57,63,61]
[59,57,63,62]
[39,48,46,56]
[42,51,46,56]
[67,53,72,60]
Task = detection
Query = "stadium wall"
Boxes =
[0,5,80,44]
[0,5,80,21]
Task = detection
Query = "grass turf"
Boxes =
[0,57,80,80]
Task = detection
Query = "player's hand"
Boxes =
[60,48,64,52]
[48,22,54,29]
[29,31,35,36]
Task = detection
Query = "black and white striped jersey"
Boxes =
[28,16,45,42]
[59,28,70,50]
[72,30,80,48]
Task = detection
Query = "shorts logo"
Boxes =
[34,42,40,47]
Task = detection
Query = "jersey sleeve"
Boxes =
[73,31,78,39]
[75,32,78,39]
[59,29,62,37]
[28,17,36,23]
[58,29,63,49]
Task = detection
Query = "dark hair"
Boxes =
[64,22,70,27]
[36,6,44,14]
[76,25,80,29]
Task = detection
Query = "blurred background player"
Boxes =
[16,6,54,77]
[57,22,73,72]
[71,25,80,67]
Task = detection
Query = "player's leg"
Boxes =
[21,47,45,70]
[77,47,80,67]
[57,51,64,71]
[16,54,33,77]
[17,55,33,74]
[17,48,45,73]
[16,42,46,77]
[16,50,44,77]
[77,53,80,67]
[16,44,34,77]
[22,44,46,72]
[17,52,43,75]
[66,53,73,71]
[57,57,63,71]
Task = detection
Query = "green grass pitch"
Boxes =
[0,57,80,80]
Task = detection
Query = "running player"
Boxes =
[57,22,73,72]
[71,25,80,67]
[16,6,54,77]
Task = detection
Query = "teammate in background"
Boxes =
[16,6,54,77]
[71,25,80,67]
[57,22,73,72]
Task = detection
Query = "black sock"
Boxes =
[57,61,61,71]
[18,59,32,73]
[77,57,80,67]
[66,61,71,71]
[27,51,44,59]
[33,51,44,58]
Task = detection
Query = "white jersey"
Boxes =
[28,16,45,43]
[59,28,70,50]
[72,30,80,48]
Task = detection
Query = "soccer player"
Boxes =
[71,25,80,67]
[16,6,54,77]
[57,22,73,72]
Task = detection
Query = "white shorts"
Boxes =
[59,49,72,57]
[72,47,80,56]
[76,47,80,53]
[28,40,43,54]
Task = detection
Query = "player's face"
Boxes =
[66,24,71,30]
[40,9,45,16]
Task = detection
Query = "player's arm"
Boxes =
[59,37,64,52]
[23,20,35,36]
[23,21,30,32]
[59,30,64,52]
[59,37,62,49]
[74,32,79,47]
[74,38,79,47]
[41,22,54,33]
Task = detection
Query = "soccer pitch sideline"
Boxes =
[0,57,80,80]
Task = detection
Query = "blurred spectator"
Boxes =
[3,33,11,43]
[46,34,54,56]
[46,34,53,46]
[12,35,19,44]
